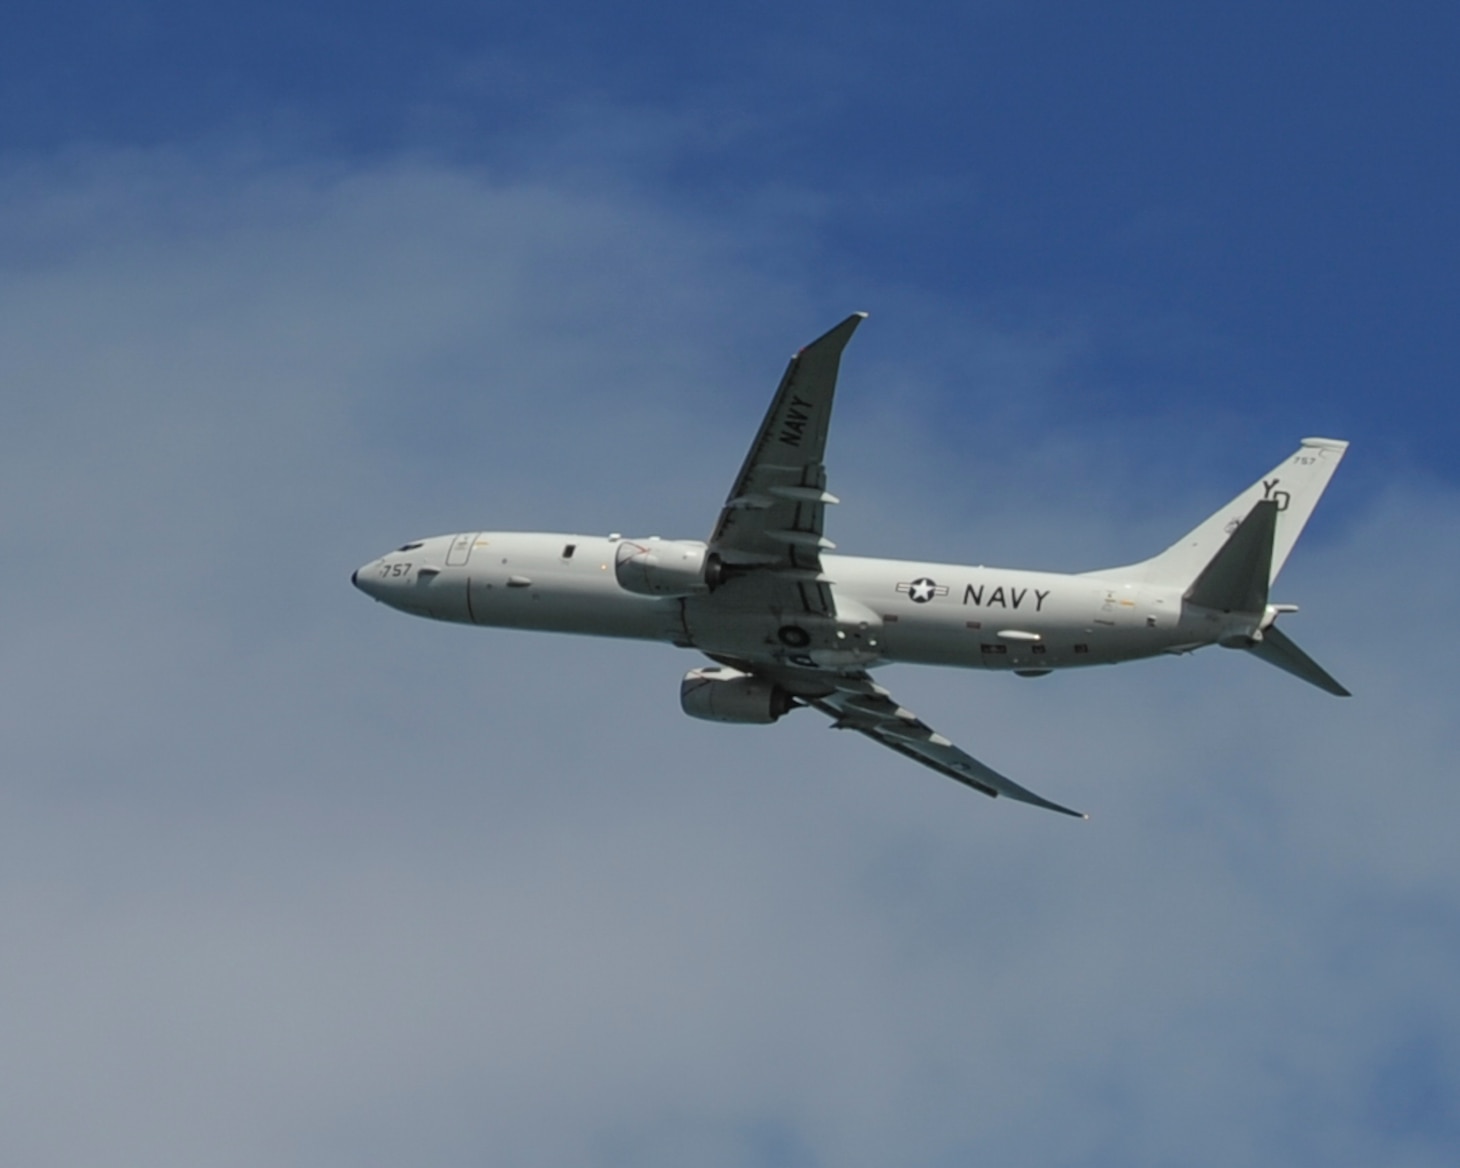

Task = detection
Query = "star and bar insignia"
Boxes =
[896,577,948,604]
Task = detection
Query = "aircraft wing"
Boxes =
[708,656,1085,817]
[707,313,866,617]
[809,676,1087,817]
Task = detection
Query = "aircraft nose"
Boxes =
[351,561,382,599]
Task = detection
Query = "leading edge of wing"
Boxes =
[806,678,1087,818]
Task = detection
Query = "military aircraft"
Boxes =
[353,314,1348,817]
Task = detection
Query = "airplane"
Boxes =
[352,314,1349,818]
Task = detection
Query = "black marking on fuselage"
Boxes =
[897,578,947,603]
[962,584,1051,612]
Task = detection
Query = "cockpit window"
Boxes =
[397,541,425,552]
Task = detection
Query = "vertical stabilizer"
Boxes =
[1122,438,1347,587]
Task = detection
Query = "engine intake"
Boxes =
[681,666,795,724]
[614,538,710,597]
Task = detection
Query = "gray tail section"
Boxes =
[1107,438,1350,697]
[1177,497,1349,694]
[1120,438,1348,589]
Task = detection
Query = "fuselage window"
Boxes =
[562,543,577,559]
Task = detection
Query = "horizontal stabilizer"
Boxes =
[1245,624,1351,697]
[1184,499,1277,613]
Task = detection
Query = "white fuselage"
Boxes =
[353,531,1246,675]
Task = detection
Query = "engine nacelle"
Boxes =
[614,538,710,596]
[680,667,795,724]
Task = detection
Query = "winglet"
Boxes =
[796,312,867,357]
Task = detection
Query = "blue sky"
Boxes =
[3,4,1458,1166]
[7,2,1457,475]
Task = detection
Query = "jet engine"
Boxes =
[680,666,796,724]
[614,538,711,596]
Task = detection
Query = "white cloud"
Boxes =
[1,147,1456,1167]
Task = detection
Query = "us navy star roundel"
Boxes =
[897,577,948,603]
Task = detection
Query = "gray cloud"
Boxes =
[1,149,1455,1167]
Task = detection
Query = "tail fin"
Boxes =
[1115,437,1351,697]
[1179,495,1351,694]
[1124,437,1348,588]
